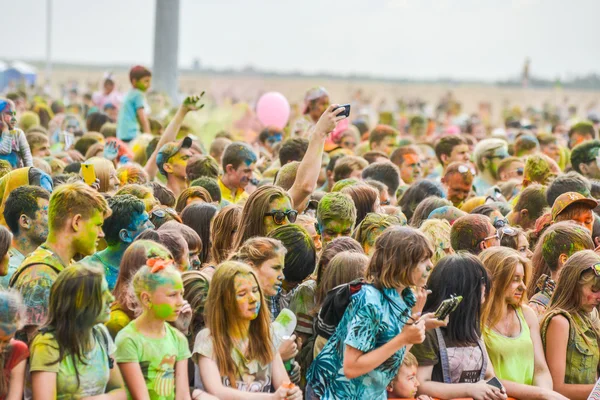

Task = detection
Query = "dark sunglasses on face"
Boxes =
[265,209,298,225]
[381,199,391,206]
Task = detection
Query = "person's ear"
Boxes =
[594,237,600,248]
[71,214,82,232]
[119,229,133,244]
[140,292,152,308]
[440,176,447,185]
[580,163,589,175]
[441,154,448,165]
[480,240,488,251]
[481,157,490,169]
[558,253,569,267]
[163,162,174,174]
[19,214,32,230]
[225,164,235,174]
[519,209,529,223]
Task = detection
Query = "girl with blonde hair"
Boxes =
[193,261,301,398]
[480,247,566,400]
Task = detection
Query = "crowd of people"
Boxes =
[1,65,600,400]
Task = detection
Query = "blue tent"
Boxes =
[1,61,37,91]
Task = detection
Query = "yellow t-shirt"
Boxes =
[218,177,248,204]
[106,305,132,340]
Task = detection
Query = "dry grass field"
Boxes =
[42,66,600,129]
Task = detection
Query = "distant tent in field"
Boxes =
[0,61,37,91]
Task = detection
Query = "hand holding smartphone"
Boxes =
[81,163,97,186]
[433,295,463,320]
[334,104,351,118]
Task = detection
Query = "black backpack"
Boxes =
[315,278,367,340]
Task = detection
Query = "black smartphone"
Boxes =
[335,104,351,118]
[433,295,463,320]
[487,377,504,390]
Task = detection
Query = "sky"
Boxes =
[2,0,599,81]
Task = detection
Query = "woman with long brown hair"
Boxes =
[181,203,218,266]
[232,185,297,251]
[30,265,126,399]
[480,247,566,400]
[208,205,242,267]
[541,250,600,400]
[193,261,301,398]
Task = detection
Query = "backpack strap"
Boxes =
[9,262,62,288]
[94,325,114,369]
[435,328,452,384]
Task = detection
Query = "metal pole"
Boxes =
[152,0,180,103]
[45,0,52,83]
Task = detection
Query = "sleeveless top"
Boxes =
[541,309,600,384]
[484,307,534,385]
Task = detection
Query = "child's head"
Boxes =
[367,226,434,289]
[0,225,12,277]
[132,261,184,322]
[129,65,152,92]
[0,290,22,345]
[0,98,16,130]
[387,352,420,398]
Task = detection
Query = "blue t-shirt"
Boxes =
[117,89,145,141]
[307,285,416,400]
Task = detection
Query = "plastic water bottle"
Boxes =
[272,309,297,371]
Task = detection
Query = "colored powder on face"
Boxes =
[152,303,174,319]
[255,299,261,316]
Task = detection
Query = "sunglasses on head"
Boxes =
[457,165,475,175]
[151,208,178,218]
[265,209,298,225]
[498,226,518,241]
[588,263,600,276]
[493,217,509,229]
[516,167,524,176]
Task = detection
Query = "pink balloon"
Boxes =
[256,92,290,130]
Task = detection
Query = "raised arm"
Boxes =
[144,94,205,180]
[287,104,346,211]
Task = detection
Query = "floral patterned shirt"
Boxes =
[307,285,416,400]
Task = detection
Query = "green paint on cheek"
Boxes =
[152,303,174,319]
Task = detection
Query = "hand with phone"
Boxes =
[81,163,97,186]
[471,379,507,400]
[313,104,348,138]
[434,295,463,320]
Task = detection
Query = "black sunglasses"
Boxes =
[265,209,298,225]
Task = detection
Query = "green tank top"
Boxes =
[484,306,534,385]
[541,309,600,384]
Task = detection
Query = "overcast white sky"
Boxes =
[2,0,599,81]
